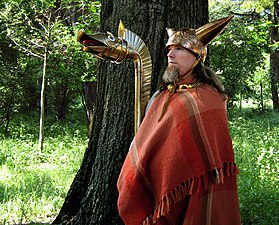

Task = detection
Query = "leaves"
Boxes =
[209,0,275,108]
[0,0,99,128]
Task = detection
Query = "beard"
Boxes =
[162,65,180,84]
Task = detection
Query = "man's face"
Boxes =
[166,45,197,80]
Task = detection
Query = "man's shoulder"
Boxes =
[145,89,162,113]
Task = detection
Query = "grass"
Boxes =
[0,106,278,225]
[228,107,279,225]
[0,108,88,225]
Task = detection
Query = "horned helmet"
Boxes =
[166,16,233,63]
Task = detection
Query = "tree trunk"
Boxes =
[269,1,279,111]
[53,0,208,224]
[81,81,97,137]
[38,49,48,151]
[270,57,279,111]
[260,82,264,112]
[2,93,13,132]
[55,84,70,121]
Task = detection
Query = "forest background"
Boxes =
[0,0,278,224]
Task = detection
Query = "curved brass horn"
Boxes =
[77,21,152,134]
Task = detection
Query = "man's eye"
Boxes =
[176,46,183,50]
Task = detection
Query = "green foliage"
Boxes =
[0,108,87,224]
[75,1,101,32]
[228,108,279,225]
[209,0,273,108]
[239,0,273,13]
[247,53,271,109]
[0,0,100,125]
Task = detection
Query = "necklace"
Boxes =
[158,82,202,122]
[178,82,202,89]
[167,82,202,93]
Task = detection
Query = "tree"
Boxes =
[209,0,279,110]
[269,0,279,111]
[1,0,65,150]
[0,0,99,148]
[0,37,19,132]
[53,0,209,224]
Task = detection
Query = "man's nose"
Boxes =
[167,49,174,58]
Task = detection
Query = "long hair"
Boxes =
[193,62,227,99]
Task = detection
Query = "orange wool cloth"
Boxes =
[117,85,241,225]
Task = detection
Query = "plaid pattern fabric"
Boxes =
[117,85,241,225]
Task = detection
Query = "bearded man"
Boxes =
[117,16,241,225]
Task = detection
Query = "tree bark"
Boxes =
[38,49,48,151]
[81,81,97,137]
[269,1,279,111]
[53,0,208,224]
[270,53,279,111]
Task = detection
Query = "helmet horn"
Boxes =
[196,16,234,46]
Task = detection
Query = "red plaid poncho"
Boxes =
[117,84,241,225]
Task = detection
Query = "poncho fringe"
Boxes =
[143,162,239,225]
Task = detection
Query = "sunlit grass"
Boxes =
[228,107,279,225]
[0,109,88,225]
[0,107,278,224]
